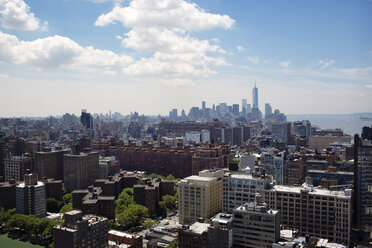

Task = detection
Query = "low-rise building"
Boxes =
[108,230,142,248]
[178,222,210,248]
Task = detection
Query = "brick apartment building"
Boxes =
[108,143,230,178]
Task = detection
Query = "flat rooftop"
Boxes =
[109,230,139,239]
[272,184,351,198]
[181,175,215,183]
[188,222,210,234]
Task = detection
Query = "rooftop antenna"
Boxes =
[254,79,256,87]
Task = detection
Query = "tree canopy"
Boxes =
[117,204,149,229]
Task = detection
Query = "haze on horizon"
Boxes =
[0,0,371,117]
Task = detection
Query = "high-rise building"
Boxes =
[293,120,311,140]
[208,213,233,248]
[232,104,239,116]
[242,99,247,112]
[53,210,108,248]
[201,129,211,144]
[233,194,280,248]
[63,151,99,191]
[260,153,284,185]
[80,109,93,129]
[4,155,33,182]
[223,168,272,214]
[35,148,69,180]
[361,126,372,141]
[202,101,206,110]
[169,109,178,120]
[265,184,352,246]
[265,103,272,119]
[271,122,291,144]
[178,169,223,224]
[353,134,372,235]
[247,104,251,113]
[252,84,258,108]
[16,171,46,217]
[0,180,16,210]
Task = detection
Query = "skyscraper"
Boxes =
[252,84,258,108]
[232,104,239,116]
[242,99,247,111]
[353,134,372,235]
[265,103,272,119]
[246,104,251,113]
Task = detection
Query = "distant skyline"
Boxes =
[0,0,372,117]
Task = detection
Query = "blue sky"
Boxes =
[0,0,371,117]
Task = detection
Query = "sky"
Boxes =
[0,0,371,117]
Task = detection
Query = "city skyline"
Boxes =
[0,0,371,117]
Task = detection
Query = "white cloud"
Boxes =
[0,73,10,78]
[122,27,219,54]
[116,35,123,40]
[279,60,290,68]
[246,56,261,64]
[0,30,133,73]
[236,46,245,52]
[123,52,208,76]
[95,0,234,77]
[87,0,123,4]
[161,78,196,87]
[366,84,372,89]
[316,59,335,69]
[95,0,234,30]
[338,66,372,76]
[0,0,46,31]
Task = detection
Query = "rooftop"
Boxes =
[109,230,139,239]
[272,184,351,198]
[188,222,210,234]
[181,175,215,183]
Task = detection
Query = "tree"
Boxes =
[116,188,134,214]
[137,178,145,185]
[63,193,72,205]
[47,198,63,213]
[0,208,15,224]
[159,194,177,215]
[167,240,178,248]
[148,173,164,179]
[123,187,133,197]
[59,203,73,213]
[117,204,148,228]
[62,183,68,195]
[165,174,175,181]
[108,219,119,230]
[42,220,58,237]
[143,219,157,229]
